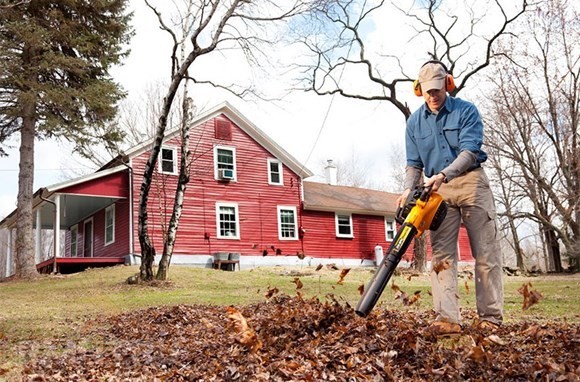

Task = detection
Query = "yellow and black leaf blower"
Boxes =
[355,186,447,317]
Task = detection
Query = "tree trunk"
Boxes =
[138,78,183,280]
[15,94,38,279]
[544,227,563,273]
[139,235,156,280]
[507,216,525,271]
[157,94,192,281]
[413,236,427,272]
[156,174,187,280]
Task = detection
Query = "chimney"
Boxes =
[324,159,337,185]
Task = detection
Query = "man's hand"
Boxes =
[424,172,446,191]
[396,188,411,209]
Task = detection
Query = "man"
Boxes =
[397,61,503,334]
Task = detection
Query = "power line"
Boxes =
[301,42,354,169]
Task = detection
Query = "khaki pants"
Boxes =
[429,167,504,324]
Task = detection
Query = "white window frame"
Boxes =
[70,224,78,257]
[159,146,178,175]
[267,158,283,185]
[214,145,237,181]
[216,202,240,239]
[335,213,354,238]
[105,205,116,246]
[385,218,397,241]
[277,206,298,240]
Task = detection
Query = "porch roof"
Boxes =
[0,165,128,230]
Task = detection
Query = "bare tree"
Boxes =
[295,0,528,271]
[137,0,316,281]
[482,0,579,272]
[0,228,7,278]
[386,143,406,193]
[485,148,528,270]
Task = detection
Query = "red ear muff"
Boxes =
[413,79,422,96]
[414,60,456,96]
[413,74,456,96]
[445,74,456,92]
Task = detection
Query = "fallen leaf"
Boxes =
[264,287,279,299]
[392,282,421,305]
[315,263,323,271]
[466,345,490,363]
[464,281,470,294]
[406,273,420,281]
[337,268,351,284]
[226,307,263,353]
[292,277,303,289]
[486,334,506,346]
[391,281,401,293]
[433,260,451,274]
[405,291,421,306]
[518,282,543,310]
[18,296,580,381]
[358,284,364,295]
[327,263,339,271]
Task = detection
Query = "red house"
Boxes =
[0,102,473,275]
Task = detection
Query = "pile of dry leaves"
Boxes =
[22,290,579,381]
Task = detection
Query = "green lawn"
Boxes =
[1,265,579,378]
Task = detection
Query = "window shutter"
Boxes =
[215,119,232,141]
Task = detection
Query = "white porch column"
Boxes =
[6,228,13,277]
[35,209,42,264]
[54,194,61,258]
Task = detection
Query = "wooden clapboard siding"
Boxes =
[130,114,305,257]
[301,210,390,260]
[63,199,130,258]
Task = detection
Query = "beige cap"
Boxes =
[418,62,447,92]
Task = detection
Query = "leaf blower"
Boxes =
[355,185,447,317]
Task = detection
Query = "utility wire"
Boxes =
[301,41,355,170]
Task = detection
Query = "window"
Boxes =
[159,147,177,174]
[105,205,115,245]
[70,225,78,256]
[268,159,283,185]
[215,146,236,180]
[278,206,297,240]
[216,203,239,239]
[335,213,353,238]
[385,218,396,241]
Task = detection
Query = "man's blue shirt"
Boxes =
[405,96,487,177]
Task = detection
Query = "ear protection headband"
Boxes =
[413,60,456,96]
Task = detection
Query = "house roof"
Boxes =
[303,181,399,216]
[0,165,128,229]
[102,101,313,179]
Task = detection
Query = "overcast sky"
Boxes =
[0,0,514,218]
